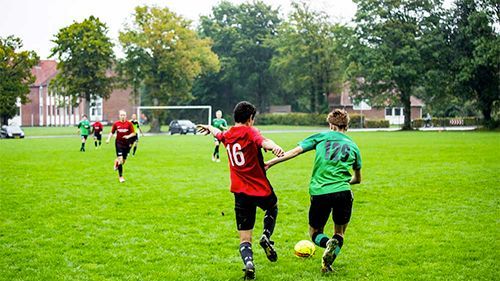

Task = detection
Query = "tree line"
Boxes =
[1,0,498,129]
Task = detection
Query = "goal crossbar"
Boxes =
[136,105,212,125]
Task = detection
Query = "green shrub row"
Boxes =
[412,117,482,127]
[255,113,389,128]
[365,119,390,128]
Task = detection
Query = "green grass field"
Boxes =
[0,130,499,280]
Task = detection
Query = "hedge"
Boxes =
[412,117,482,127]
[255,113,389,128]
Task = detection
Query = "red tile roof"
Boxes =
[31,60,58,87]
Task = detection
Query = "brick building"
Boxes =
[12,60,135,126]
[328,83,424,125]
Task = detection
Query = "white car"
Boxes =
[0,125,25,138]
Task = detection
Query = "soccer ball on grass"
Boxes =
[294,240,316,258]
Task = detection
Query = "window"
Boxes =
[394,108,401,116]
[385,108,392,116]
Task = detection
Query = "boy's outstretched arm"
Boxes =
[261,138,285,157]
[265,146,304,169]
[196,124,221,137]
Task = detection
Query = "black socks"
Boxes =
[240,242,253,265]
[263,206,278,239]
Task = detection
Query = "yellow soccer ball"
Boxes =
[294,240,316,258]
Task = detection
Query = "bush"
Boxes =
[365,119,390,128]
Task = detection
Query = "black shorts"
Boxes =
[234,192,278,231]
[81,135,88,140]
[309,190,353,229]
[115,142,131,159]
[94,133,102,140]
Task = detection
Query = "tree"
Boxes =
[348,0,443,130]
[0,36,39,125]
[194,0,280,114]
[119,6,219,132]
[447,0,499,127]
[50,16,115,117]
[271,1,344,113]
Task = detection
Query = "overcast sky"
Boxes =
[0,0,358,59]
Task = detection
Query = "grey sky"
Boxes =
[0,0,357,59]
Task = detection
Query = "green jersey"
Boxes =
[212,118,228,131]
[78,120,91,136]
[299,131,362,196]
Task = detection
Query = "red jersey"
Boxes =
[92,121,103,134]
[216,126,272,197]
[111,120,135,146]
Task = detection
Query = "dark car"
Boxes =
[168,120,197,135]
[0,125,25,139]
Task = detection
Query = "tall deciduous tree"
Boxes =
[119,6,220,132]
[271,1,344,113]
[0,36,39,125]
[194,0,280,113]
[447,0,499,127]
[348,0,443,130]
[50,16,115,117]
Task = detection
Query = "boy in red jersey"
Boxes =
[106,110,135,183]
[197,101,284,280]
[91,118,104,149]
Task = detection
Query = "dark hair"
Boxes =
[233,101,257,123]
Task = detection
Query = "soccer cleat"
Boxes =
[242,261,255,280]
[321,238,339,273]
[259,234,278,262]
[212,156,216,162]
[119,177,125,183]
[216,158,221,163]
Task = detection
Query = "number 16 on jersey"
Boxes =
[226,143,246,166]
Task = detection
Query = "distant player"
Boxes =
[91,118,104,149]
[129,113,144,156]
[77,114,91,152]
[106,110,136,183]
[197,101,284,280]
[265,109,362,273]
[211,110,228,162]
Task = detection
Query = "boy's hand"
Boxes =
[272,145,285,157]
[196,124,210,135]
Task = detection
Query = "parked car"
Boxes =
[0,125,25,138]
[168,120,197,135]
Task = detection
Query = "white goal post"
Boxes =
[136,105,212,125]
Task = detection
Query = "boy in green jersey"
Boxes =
[265,109,362,273]
[77,114,91,152]
[211,110,228,162]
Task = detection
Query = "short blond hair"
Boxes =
[327,109,350,128]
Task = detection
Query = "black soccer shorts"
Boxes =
[234,192,278,231]
[115,142,131,159]
[309,190,353,229]
[94,133,102,141]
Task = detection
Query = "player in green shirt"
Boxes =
[265,109,362,273]
[77,114,91,152]
[211,110,228,162]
